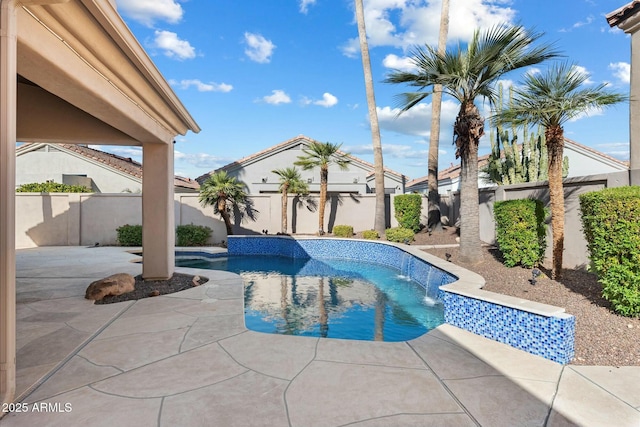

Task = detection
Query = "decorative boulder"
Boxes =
[85,273,135,301]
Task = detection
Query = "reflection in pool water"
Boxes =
[177,255,444,342]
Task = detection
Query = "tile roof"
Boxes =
[606,1,640,27]
[197,134,408,183]
[61,143,143,178]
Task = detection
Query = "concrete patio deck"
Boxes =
[1,246,639,427]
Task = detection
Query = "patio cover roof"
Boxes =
[2,0,200,409]
[16,0,199,144]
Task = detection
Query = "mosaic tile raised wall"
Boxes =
[440,291,575,364]
[226,236,576,364]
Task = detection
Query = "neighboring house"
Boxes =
[16,143,200,193]
[406,138,629,194]
[197,135,408,195]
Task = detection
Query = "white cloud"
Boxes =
[174,151,232,169]
[261,90,291,105]
[376,99,459,139]
[609,62,631,84]
[299,0,317,14]
[573,65,594,85]
[154,30,196,60]
[382,54,416,72]
[172,79,233,92]
[116,0,183,27]
[343,0,515,56]
[569,106,605,122]
[344,143,428,160]
[244,32,276,63]
[560,15,594,32]
[341,38,360,58]
[313,93,339,107]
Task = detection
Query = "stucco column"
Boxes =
[0,0,16,408]
[142,142,175,279]
[631,32,640,185]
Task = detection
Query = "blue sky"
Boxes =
[105,0,632,181]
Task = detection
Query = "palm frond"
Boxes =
[495,62,627,129]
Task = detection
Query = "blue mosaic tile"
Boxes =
[441,291,575,364]
[228,236,456,298]
[174,251,225,260]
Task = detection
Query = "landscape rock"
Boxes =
[85,273,135,301]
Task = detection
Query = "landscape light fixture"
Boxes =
[530,268,541,285]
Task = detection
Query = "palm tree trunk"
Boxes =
[218,197,233,236]
[427,0,449,231]
[318,277,328,337]
[546,126,565,279]
[455,103,483,264]
[318,166,328,235]
[281,183,289,233]
[355,0,386,234]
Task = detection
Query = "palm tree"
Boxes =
[294,141,350,235]
[385,25,559,263]
[355,0,386,235]
[495,62,626,278]
[426,0,449,231]
[199,170,249,236]
[272,167,308,234]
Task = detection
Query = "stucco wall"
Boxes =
[473,171,630,269]
[16,192,386,248]
[16,171,630,269]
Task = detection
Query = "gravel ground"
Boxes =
[95,273,208,305]
[411,227,640,366]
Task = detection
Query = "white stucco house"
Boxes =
[406,138,630,194]
[197,135,408,195]
[16,143,200,193]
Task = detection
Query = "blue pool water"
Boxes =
[177,255,444,342]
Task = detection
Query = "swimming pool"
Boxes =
[174,236,576,364]
[177,255,444,341]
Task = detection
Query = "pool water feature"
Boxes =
[177,255,444,341]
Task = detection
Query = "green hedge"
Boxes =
[116,224,142,246]
[493,199,546,268]
[580,186,640,317]
[362,230,379,240]
[16,181,91,193]
[385,227,415,243]
[176,224,212,246]
[117,224,213,247]
[332,225,353,238]
[393,194,422,232]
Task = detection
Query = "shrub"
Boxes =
[385,227,415,243]
[393,194,422,232]
[362,230,379,240]
[580,186,640,317]
[16,181,91,193]
[493,199,547,268]
[116,224,142,246]
[332,225,354,238]
[176,224,212,246]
